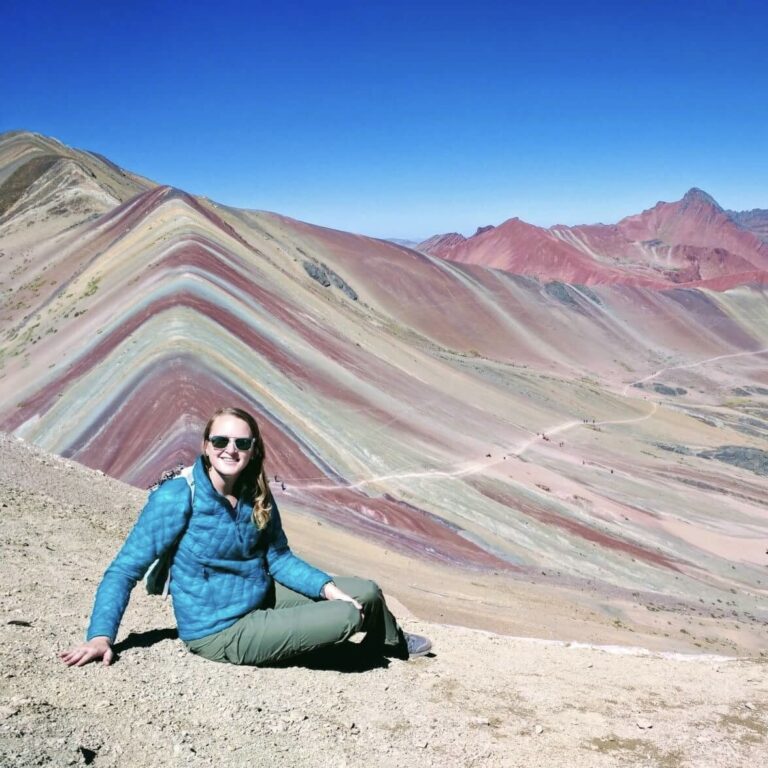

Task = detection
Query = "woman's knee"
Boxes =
[356,578,381,607]
[335,576,381,607]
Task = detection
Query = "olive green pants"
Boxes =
[185,577,404,666]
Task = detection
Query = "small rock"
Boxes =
[535,725,544,735]
[744,702,756,711]
[0,705,19,720]
[636,720,653,730]
[471,716,490,726]
[77,746,97,765]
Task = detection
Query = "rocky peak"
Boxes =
[681,187,722,212]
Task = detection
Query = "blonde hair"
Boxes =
[202,407,273,529]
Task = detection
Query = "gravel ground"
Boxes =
[1,433,767,767]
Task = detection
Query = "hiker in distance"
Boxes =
[60,406,431,668]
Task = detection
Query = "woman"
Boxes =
[60,407,431,667]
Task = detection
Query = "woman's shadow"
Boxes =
[112,627,391,672]
[270,643,392,672]
[113,627,178,653]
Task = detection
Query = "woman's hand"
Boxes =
[322,581,364,618]
[59,636,114,667]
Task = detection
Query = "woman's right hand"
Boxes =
[59,636,114,667]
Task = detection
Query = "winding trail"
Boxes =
[512,346,768,459]
[296,346,768,492]
[620,347,768,397]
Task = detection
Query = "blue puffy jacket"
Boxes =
[86,457,331,642]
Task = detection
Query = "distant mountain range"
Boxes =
[418,188,768,289]
[1,130,767,613]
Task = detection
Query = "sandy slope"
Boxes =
[1,434,766,767]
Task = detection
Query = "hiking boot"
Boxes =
[385,629,433,660]
[404,632,432,658]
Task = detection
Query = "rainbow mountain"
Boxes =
[1,130,767,632]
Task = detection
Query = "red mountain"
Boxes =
[419,188,768,288]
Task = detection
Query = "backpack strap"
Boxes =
[161,465,195,598]
[179,465,195,504]
[145,465,195,599]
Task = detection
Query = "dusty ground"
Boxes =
[1,433,767,767]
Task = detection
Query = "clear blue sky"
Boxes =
[3,0,767,239]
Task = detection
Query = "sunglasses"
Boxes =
[208,435,256,451]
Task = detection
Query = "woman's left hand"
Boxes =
[322,582,364,619]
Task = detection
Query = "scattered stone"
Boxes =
[636,720,653,730]
[77,746,97,764]
[697,446,768,476]
[652,383,686,396]
[654,442,693,455]
[544,282,580,309]
[302,261,358,300]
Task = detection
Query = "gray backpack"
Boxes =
[143,466,195,598]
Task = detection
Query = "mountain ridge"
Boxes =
[419,186,768,288]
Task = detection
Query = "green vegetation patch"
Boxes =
[82,276,100,298]
[587,736,683,766]
[719,712,768,743]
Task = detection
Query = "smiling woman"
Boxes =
[59,406,431,668]
[203,411,264,516]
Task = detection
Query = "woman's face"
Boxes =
[204,414,255,484]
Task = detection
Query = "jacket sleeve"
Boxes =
[265,499,332,598]
[86,478,191,641]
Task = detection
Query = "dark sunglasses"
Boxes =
[208,435,256,451]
